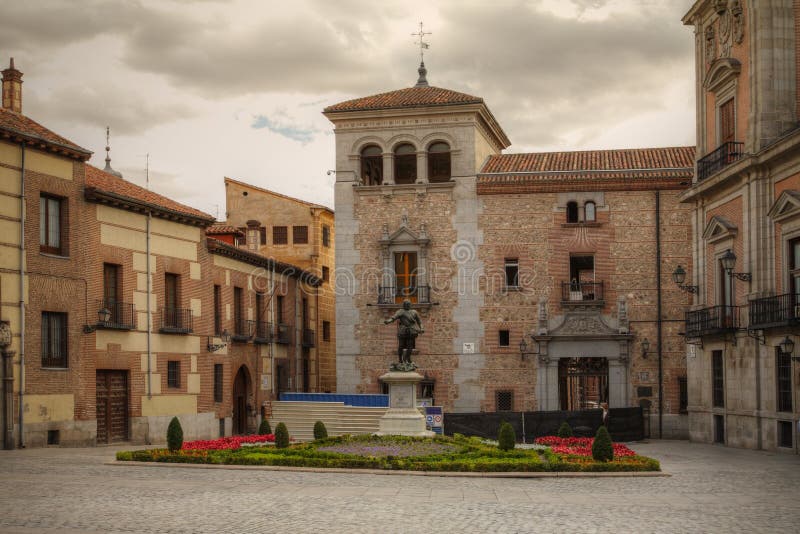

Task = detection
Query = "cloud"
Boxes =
[251,113,316,144]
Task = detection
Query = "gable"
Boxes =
[768,190,800,223]
[702,215,738,243]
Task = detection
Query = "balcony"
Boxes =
[685,305,741,338]
[232,318,253,342]
[302,328,315,348]
[95,298,135,330]
[749,294,800,330]
[697,141,744,182]
[377,285,431,305]
[159,307,193,334]
[276,323,292,344]
[561,281,604,305]
[254,321,274,344]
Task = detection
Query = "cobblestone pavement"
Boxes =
[0,440,798,533]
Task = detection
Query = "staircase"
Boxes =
[269,401,388,442]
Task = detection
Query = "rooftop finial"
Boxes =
[103,126,123,178]
[412,21,431,87]
[9,57,14,70]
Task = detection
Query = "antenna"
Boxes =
[145,153,150,190]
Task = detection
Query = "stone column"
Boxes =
[383,153,394,185]
[416,152,428,183]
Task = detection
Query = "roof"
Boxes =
[0,107,91,160]
[477,146,696,194]
[207,224,244,236]
[85,164,215,226]
[206,238,321,287]
[324,86,483,113]
[224,177,333,214]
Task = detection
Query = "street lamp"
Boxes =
[519,335,541,361]
[98,307,111,324]
[721,249,751,282]
[671,265,699,294]
[779,336,797,362]
[207,329,231,352]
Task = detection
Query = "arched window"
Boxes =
[428,142,451,183]
[566,201,579,223]
[394,143,417,184]
[360,145,383,185]
[584,201,596,222]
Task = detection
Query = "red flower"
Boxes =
[182,434,276,451]
[534,435,636,457]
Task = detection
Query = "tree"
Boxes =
[557,421,573,438]
[592,425,614,462]
[274,422,290,448]
[498,421,516,451]
[258,418,272,435]
[167,416,183,452]
[313,420,328,440]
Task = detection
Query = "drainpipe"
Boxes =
[145,156,152,402]
[656,190,664,439]
[18,142,25,448]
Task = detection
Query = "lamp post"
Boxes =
[671,265,699,294]
[519,335,541,361]
[207,330,231,353]
[0,320,14,450]
[780,336,797,362]
[720,249,751,282]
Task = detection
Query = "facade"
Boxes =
[0,60,321,448]
[681,0,800,453]
[221,178,336,392]
[325,67,694,437]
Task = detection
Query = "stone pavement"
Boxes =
[0,440,798,533]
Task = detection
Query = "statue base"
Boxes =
[375,371,434,437]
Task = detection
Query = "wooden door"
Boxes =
[96,370,128,444]
[720,99,735,144]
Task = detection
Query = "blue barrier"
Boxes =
[278,392,389,408]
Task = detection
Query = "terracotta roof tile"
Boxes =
[206,224,244,236]
[0,107,91,158]
[324,86,483,113]
[480,147,696,174]
[86,164,214,222]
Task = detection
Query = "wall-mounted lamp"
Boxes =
[641,338,651,358]
[721,249,751,282]
[84,307,113,333]
[207,330,231,352]
[326,169,336,176]
[519,335,541,361]
[779,336,797,362]
[671,265,699,294]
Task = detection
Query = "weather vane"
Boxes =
[412,21,431,63]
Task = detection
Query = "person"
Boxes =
[384,299,424,363]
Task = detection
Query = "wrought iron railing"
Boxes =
[561,281,604,303]
[276,323,292,344]
[697,141,744,182]
[232,318,253,341]
[685,305,740,338]
[377,285,431,305]
[302,328,315,348]
[254,321,274,344]
[159,307,193,334]
[749,293,800,329]
[96,298,135,329]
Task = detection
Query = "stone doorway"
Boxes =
[232,366,251,435]
[558,357,609,411]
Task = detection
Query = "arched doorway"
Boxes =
[232,366,252,435]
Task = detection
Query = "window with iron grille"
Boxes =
[39,194,65,255]
[498,330,510,347]
[504,259,519,288]
[41,312,67,368]
[273,226,288,245]
[322,266,329,283]
[496,390,513,412]
[678,376,688,414]
[293,225,308,244]
[214,364,223,403]
[322,320,331,342]
[213,285,222,335]
[259,226,267,246]
[427,142,451,183]
[712,350,724,408]
[168,361,180,388]
[322,225,330,247]
[777,348,792,412]
[393,143,417,184]
[277,295,284,324]
[778,421,793,448]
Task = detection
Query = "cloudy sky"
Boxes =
[0,0,696,216]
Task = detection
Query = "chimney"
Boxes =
[2,58,23,113]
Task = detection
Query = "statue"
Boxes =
[384,299,424,371]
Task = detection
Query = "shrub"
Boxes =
[313,420,328,440]
[258,418,271,435]
[498,421,516,451]
[167,416,183,452]
[592,425,614,462]
[274,422,290,449]
[557,421,573,438]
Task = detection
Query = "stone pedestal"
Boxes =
[376,371,434,437]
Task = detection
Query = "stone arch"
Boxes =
[232,365,253,435]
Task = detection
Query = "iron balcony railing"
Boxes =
[159,307,193,334]
[749,293,800,330]
[276,323,292,344]
[302,328,315,348]
[377,285,431,305]
[254,321,274,344]
[561,281,604,303]
[96,298,135,330]
[697,141,744,182]
[232,318,253,342]
[685,305,741,338]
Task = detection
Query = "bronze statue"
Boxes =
[384,299,424,365]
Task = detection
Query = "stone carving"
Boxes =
[538,298,549,335]
[718,5,733,58]
[400,208,409,227]
[705,25,716,63]
[559,314,607,335]
[617,297,629,334]
[731,0,745,44]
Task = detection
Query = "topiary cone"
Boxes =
[498,421,516,451]
[274,422,290,448]
[557,421,573,438]
[313,420,328,440]
[258,418,271,435]
[592,425,614,462]
[167,416,183,452]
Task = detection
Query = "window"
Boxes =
[678,376,688,414]
[360,145,383,185]
[165,273,179,311]
[496,390,514,412]
[256,292,265,325]
[276,295,285,324]
[428,142,451,183]
[322,225,330,247]
[420,380,435,401]
[568,255,596,301]
[293,225,308,244]
[103,263,121,323]
[712,350,724,408]
[39,194,64,255]
[233,287,245,336]
[322,320,331,342]
[394,143,417,184]
[498,330,510,347]
[504,259,519,288]
[41,312,67,368]
[778,421,793,448]
[714,414,725,444]
[777,347,792,412]
[719,98,735,144]
[322,266,329,283]
[214,364,223,403]
[213,285,222,335]
[167,361,180,388]
[566,201,579,223]
[246,226,259,250]
[719,257,733,306]
[584,201,596,222]
[259,226,267,246]
[273,226,288,245]
[394,252,418,302]
[790,237,800,301]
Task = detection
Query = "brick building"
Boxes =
[0,60,321,448]
[324,65,695,437]
[681,0,800,453]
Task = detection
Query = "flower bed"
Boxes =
[534,436,636,458]
[181,434,275,451]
